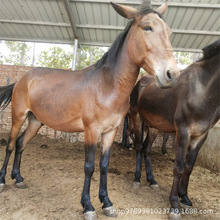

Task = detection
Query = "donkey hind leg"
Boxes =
[11,112,42,188]
[169,128,190,220]
[0,110,27,192]
[122,114,129,148]
[133,122,145,185]
[143,128,159,189]
[99,129,117,218]
[179,133,208,208]
[161,133,169,155]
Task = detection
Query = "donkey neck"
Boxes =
[111,39,140,101]
[198,54,219,87]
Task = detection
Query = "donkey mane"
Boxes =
[200,39,220,61]
[95,6,161,69]
[95,20,133,69]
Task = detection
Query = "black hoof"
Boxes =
[180,201,192,209]
[103,206,117,217]
[180,195,192,208]
[84,211,97,220]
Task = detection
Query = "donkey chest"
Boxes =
[100,113,124,133]
[99,102,129,133]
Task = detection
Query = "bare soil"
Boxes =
[0,133,219,220]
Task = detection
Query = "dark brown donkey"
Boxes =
[0,2,180,220]
[129,39,220,220]
[122,114,174,155]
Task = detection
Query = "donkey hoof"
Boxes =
[180,201,192,209]
[84,211,97,220]
[133,182,140,189]
[0,183,5,193]
[168,211,181,220]
[15,182,27,189]
[103,206,117,217]
[150,184,159,191]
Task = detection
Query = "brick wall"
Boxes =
[0,65,32,134]
[0,65,33,86]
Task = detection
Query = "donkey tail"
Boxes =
[0,83,15,110]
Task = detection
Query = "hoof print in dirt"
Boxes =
[40,144,48,149]
[108,168,121,175]
[0,139,7,146]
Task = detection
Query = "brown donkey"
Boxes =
[129,39,220,220]
[0,2,179,220]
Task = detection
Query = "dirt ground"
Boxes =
[0,133,219,220]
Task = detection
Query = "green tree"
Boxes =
[0,52,4,65]
[4,41,31,65]
[36,46,72,69]
[76,46,106,70]
[174,52,194,66]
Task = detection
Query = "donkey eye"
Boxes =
[144,26,153,32]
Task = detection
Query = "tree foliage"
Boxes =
[174,52,194,66]
[4,41,31,65]
[0,41,200,71]
[0,52,4,65]
[35,45,106,70]
[36,46,72,69]
[76,46,106,70]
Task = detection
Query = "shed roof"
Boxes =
[0,0,219,52]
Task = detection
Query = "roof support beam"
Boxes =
[76,24,124,30]
[81,41,203,53]
[0,19,70,27]
[0,36,73,44]
[172,29,220,36]
[173,48,202,53]
[61,0,79,40]
[71,0,220,9]
[152,2,220,9]
[2,21,219,37]
[76,24,220,36]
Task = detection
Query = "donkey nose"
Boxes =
[165,68,180,84]
[166,70,172,81]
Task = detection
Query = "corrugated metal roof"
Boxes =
[0,0,219,52]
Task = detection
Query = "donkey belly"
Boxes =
[141,112,175,133]
[28,88,85,132]
[30,103,85,132]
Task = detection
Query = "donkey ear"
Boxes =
[110,2,139,19]
[156,1,168,15]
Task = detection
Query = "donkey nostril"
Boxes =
[166,70,172,81]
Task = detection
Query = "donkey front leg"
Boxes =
[81,129,98,220]
[81,145,96,220]
[99,129,117,218]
